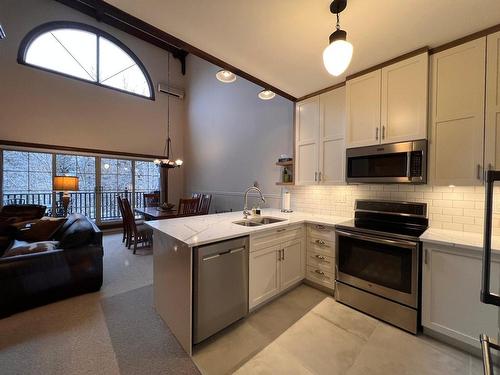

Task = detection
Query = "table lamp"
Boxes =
[53,176,79,217]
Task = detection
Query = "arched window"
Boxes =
[18,21,154,100]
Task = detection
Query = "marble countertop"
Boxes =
[146,209,350,247]
[420,227,500,253]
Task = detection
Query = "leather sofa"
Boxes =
[0,214,103,318]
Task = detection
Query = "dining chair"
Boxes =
[121,197,153,254]
[197,194,212,215]
[116,195,128,245]
[177,197,200,217]
[143,193,160,208]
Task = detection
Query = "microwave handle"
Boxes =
[406,152,412,179]
[481,170,500,306]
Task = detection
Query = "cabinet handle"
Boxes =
[376,127,379,140]
[277,228,286,233]
[477,164,482,180]
[315,225,327,231]
[314,269,325,276]
[314,171,318,182]
[382,126,386,139]
[424,249,428,265]
[282,249,285,260]
[315,239,326,246]
[315,254,326,260]
[318,171,322,181]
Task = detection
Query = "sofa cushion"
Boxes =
[2,240,59,258]
[0,223,16,257]
[57,214,94,249]
[16,218,67,242]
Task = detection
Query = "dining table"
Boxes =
[134,206,178,221]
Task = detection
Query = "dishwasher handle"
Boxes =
[202,246,246,261]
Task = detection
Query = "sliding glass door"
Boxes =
[1,149,160,225]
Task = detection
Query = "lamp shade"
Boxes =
[53,176,79,191]
[323,39,353,76]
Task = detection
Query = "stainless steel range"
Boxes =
[335,199,428,334]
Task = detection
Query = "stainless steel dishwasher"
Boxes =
[193,236,249,344]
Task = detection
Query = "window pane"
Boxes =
[99,37,151,97]
[3,171,28,193]
[29,172,52,191]
[101,158,117,174]
[3,151,28,171]
[56,154,77,175]
[28,153,52,173]
[25,29,97,81]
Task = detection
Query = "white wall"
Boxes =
[184,55,294,212]
[0,0,185,203]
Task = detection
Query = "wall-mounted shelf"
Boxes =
[275,161,293,167]
[276,159,294,186]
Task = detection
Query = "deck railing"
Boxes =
[2,191,150,221]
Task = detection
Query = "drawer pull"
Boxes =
[315,255,326,260]
[314,269,325,276]
[315,225,327,231]
[277,228,286,233]
[315,239,327,246]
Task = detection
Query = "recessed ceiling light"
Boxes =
[216,69,236,83]
[258,90,276,100]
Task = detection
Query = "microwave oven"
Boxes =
[346,140,427,184]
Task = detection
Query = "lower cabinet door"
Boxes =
[422,245,500,347]
[280,239,305,290]
[249,246,280,309]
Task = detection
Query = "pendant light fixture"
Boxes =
[216,69,236,83]
[323,0,353,76]
[154,53,183,169]
[258,89,275,100]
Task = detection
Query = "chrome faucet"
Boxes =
[243,186,266,219]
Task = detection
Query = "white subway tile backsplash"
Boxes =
[289,184,498,234]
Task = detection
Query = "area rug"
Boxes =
[100,285,201,375]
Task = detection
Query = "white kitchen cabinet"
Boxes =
[430,38,486,186]
[422,244,500,348]
[295,87,345,185]
[319,87,346,184]
[381,53,428,144]
[346,70,381,148]
[346,52,429,148]
[249,226,305,309]
[249,245,281,308]
[296,97,320,185]
[280,239,305,290]
[485,31,500,171]
[305,224,336,290]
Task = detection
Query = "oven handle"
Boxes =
[335,230,417,249]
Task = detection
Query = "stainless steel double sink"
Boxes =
[232,216,287,227]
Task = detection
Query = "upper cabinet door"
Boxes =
[381,52,429,144]
[430,38,486,186]
[346,70,381,148]
[319,86,346,184]
[296,97,320,185]
[485,31,500,172]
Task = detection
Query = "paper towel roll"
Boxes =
[282,191,291,211]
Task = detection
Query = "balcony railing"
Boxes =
[2,191,151,221]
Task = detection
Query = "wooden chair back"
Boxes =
[121,197,138,233]
[143,193,160,208]
[197,194,212,215]
[177,198,200,217]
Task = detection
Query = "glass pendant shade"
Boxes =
[323,39,353,76]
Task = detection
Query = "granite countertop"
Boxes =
[146,209,350,247]
[420,227,500,253]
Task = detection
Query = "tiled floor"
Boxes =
[194,284,488,375]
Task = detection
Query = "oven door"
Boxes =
[335,229,419,308]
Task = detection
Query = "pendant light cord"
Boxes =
[163,53,171,158]
[336,12,340,30]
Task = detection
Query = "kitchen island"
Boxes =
[146,209,348,355]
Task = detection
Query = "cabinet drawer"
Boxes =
[307,237,335,257]
[307,224,335,241]
[306,265,334,289]
[307,250,334,272]
[251,225,304,252]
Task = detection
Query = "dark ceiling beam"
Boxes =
[54,0,296,101]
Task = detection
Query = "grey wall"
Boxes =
[184,55,294,212]
[0,0,185,203]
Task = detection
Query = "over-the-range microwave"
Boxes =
[346,139,427,184]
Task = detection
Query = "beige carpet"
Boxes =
[0,233,198,375]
